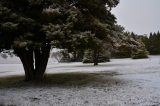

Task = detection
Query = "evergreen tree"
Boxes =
[0,0,119,81]
[140,35,149,52]
[111,26,148,59]
[147,31,160,54]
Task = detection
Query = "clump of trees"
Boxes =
[71,25,149,62]
[0,0,120,81]
[141,32,160,55]
[110,26,148,59]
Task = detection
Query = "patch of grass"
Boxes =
[43,73,98,86]
[0,75,25,88]
[0,72,122,88]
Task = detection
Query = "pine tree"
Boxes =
[147,31,160,54]
[111,26,148,59]
[0,0,119,81]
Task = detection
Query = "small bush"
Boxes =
[131,49,148,59]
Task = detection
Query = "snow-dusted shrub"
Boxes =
[83,49,110,63]
[131,49,148,59]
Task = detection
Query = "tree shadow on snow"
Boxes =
[0,71,127,88]
[47,63,129,69]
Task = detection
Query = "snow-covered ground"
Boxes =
[0,55,160,106]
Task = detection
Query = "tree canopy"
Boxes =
[141,31,160,55]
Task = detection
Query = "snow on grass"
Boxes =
[0,55,160,106]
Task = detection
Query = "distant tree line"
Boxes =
[141,31,160,55]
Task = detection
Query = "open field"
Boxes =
[0,55,160,106]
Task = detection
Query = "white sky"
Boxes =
[112,0,160,35]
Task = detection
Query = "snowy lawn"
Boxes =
[0,55,160,106]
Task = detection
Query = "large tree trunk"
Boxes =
[34,45,51,81]
[17,49,34,81]
[15,44,51,81]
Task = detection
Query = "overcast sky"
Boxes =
[112,0,160,35]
